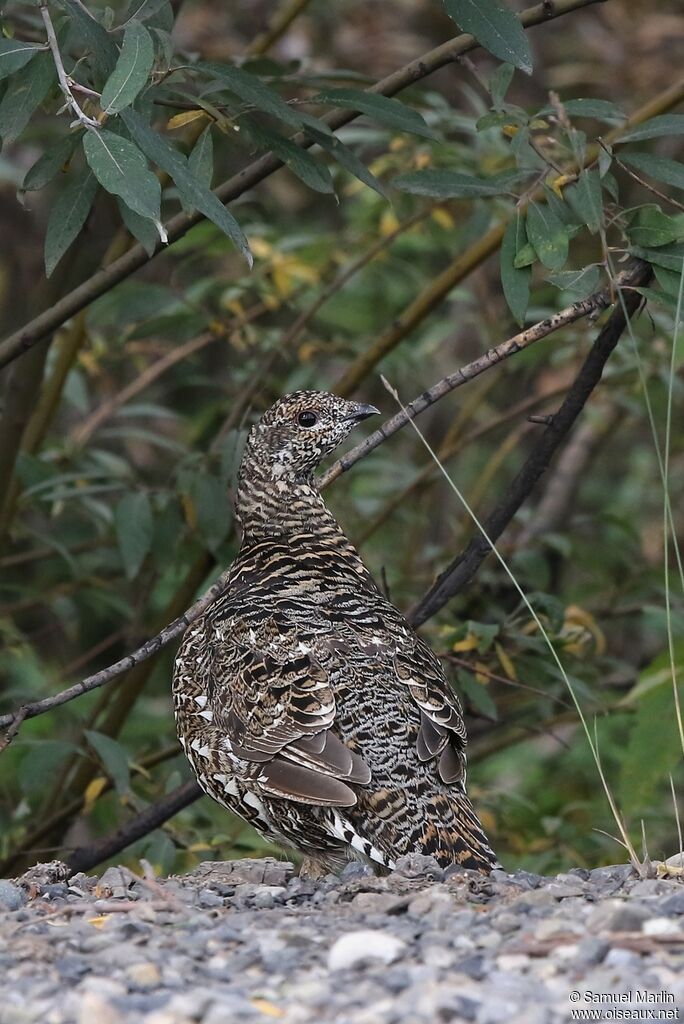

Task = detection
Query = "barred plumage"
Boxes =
[173,390,498,875]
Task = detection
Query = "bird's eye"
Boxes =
[298,410,318,428]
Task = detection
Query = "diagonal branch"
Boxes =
[0,0,604,371]
[0,258,649,742]
[407,260,653,627]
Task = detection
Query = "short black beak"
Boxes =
[345,403,380,422]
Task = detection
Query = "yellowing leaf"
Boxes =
[380,209,400,236]
[273,264,295,297]
[415,151,431,169]
[83,776,108,814]
[474,661,490,685]
[188,842,212,852]
[87,915,111,928]
[478,808,496,835]
[249,237,273,260]
[452,634,479,653]
[181,492,197,530]
[167,110,208,130]
[495,642,517,681]
[564,604,606,655]
[529,118,549,130]
[431,207,455,230]
[389,137,407,152]
[502,124,519,137]
[549,173,576,198]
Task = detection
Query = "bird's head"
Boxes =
[245,390,380,481]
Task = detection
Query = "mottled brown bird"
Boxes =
[173,390,497,875]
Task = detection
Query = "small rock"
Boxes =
[77,992,121,1024]
[339,861,375,881]
[494,912,521,934]
[629,879,676,898]
[496,954,530,971]
[351,891,410,914]
[0,880,27,911]
[642,917,682,936]
[589,899,651,933]
[126,962,163,990]
[198,888,225,909]
[393,853,444,881]
[661,893,684,915]
[98,866,132,900]
[327,929,406,970]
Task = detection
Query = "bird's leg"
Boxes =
[298,856,332,880]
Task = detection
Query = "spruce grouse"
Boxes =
[173,390,497,875]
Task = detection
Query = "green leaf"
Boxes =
[188,124,213,189]
[22,135,81,191]
[125,0,172,21]
[392,168,523,198]
[526,202,568,271]
[0,51,55,145]
[117,196,159,256]
[85,730,131,795]
[304,124,388,198]
[444,0,533,75]
[565,170,603,234]
[243,118,334,194]
[621,152,684,192]
[629,243,684,272]
[619,647,684,814]
[500,212,530,326]
[191,473,231,551]
[617,114,684,144]
[44,168,98,277]
[114,490,153,578]
[120,108,252,266]
[0,39,43,82]
[488,62,514,108]
[512,241,535,268]
[199,61,304,130]
[19,741,77,796]
[314,87,438,140]
[540,98,625,124]
[547,265,601,298]
[59,0,119,82]
[101,20,155,114]
[456,669,498,721]
[83,128,162,229]
[626,205,684,249]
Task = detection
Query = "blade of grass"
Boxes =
[381,374,643,871]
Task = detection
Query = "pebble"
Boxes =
[0,857,681,1023]
[327,930,406,970]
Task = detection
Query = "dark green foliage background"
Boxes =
[0,0,683,877]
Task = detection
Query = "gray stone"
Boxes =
[588,899,651,932]
[660,892,684,915]
[327,929,406,970]
[197,889,225,909]
[393,853,444,881]
[0,880,27,911]
[629,878,679,898]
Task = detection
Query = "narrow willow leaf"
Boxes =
[84,730,131,795]
[199,61,303,130]
[191,474,231,551]
[114,490,153,578]
[241,117,334,194]
[0,39,43,82]
[626,205,684,249]
[117,195,159,256]
[392,168,523,198]
[305,124,388,198]
[629,242,684,272]
[444,0,533,75]
[539,98,625,124]
[121,109,252,264]
[547,265,601,298]
[0,52,55,144]
[125,0,171,21]
[565,169,603,234]
[500,213,530,326]
[44,168,97,276]
[58,0,118,82]
[314,87,438,140]
[23,134,81,191]
[83,128,161,223]
[526,202,568,271]
[188,124,213,189]
[101,20,155,114]
[621,152,684,192]
[488,63,514,109]
[617,114,684,144]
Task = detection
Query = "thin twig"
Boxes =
[40,1,101,131]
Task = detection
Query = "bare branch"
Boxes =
[0,0,606,371]
[407,260,653,627]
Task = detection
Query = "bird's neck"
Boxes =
[235,458,341,544]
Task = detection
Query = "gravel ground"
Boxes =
[1,856,683,1024]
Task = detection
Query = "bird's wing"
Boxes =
[393,629,468,788]
[207,615,370,807]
